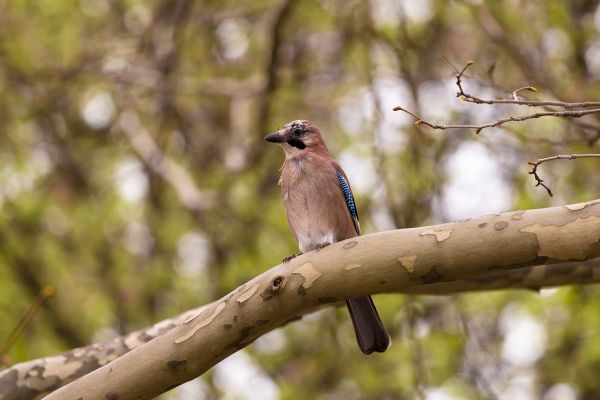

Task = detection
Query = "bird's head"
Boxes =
[264,120,328,158]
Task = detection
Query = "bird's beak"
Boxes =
[264,131,287,143]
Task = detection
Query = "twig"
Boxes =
[393,61,600,134]
[394,60,600,196]
[392,106,600,134]
[512,86,537,101]
[455,62,600,108]
[0,286,55,366]
[454,60,474,97]
[528,154,600,196]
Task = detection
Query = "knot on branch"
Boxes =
[260,276,285,300]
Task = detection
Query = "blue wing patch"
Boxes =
[336,172,358,220]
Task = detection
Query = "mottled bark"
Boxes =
[0,308,204,400]
[2,199,600,400]
[3,260,599,400]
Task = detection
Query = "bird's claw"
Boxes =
[315,242,330,251]
[282,253,301,263]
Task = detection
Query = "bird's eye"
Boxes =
[292,129,302,136]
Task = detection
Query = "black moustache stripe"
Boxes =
[288,138,306,149]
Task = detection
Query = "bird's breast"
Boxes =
[280,159,356,253]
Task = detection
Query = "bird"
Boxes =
[264,119,390,355]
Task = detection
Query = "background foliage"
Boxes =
[1,0,600,398]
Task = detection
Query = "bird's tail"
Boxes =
[346,296,391,355]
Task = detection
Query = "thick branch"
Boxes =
[5,257,600,399]
[404,259,600,294]
[0,309,202,400]
[32,199,600,399]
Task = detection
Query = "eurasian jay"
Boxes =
[265,120,390,355]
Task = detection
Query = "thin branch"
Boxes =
[393,106,600,134]
[528,154,600,196]
[0,286,55,367]
[393,61,600,196]
[455,61,600,108]
[453,60,474,96]
[460,88,600,108]
[393,61,600,134]
[512,86,537,100]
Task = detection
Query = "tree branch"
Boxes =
[454,62,600,108]
[528,154,600,196]
[393,61,600,134]
[21,199,598,399]
[117,110,214,211]
[5,255,600,399]
[392,61,600,196]
[0,286,55,367]
[393,105,600,134]
[404,259,600,295]
[0,307,202,400]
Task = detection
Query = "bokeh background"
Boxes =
[1,0,600,399]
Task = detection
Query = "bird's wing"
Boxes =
[333,161,361,235]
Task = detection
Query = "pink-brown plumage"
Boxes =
[280,151,357,253]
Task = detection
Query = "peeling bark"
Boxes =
[1,200,600,400]
[0,308,202,400]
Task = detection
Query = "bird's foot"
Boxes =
[282,253,302,263]
[315,242,330,251]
